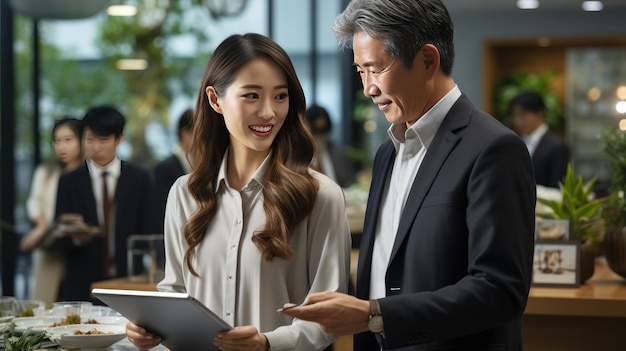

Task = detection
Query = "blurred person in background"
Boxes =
[54,105,160,302]
[20,117,84,304]
[509,90,570,188]
[305,104,357,188]
[154,108,194,233]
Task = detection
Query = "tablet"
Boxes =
[92,288,232,351]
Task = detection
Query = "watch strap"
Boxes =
[370,299,381,316]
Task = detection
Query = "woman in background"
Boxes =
[126,33,351,351]
[20,117,83,304]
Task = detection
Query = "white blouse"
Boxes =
[158,153,352,351]
[26,163,63,222]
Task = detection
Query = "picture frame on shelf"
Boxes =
[535,219,570,241]
[532,240,580,287]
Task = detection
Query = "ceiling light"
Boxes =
[517,0,539,10]
[107,4,137,16]
[582,1,604,11]
[115,59,148,70]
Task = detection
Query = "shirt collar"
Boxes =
[524,123,549,145]
[388,85,462,153]
[87,156,121,178]
[216,148,271,193]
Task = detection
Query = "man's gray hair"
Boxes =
[331,0,455,74]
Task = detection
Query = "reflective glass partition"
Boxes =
[566,47,626,183]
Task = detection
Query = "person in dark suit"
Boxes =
[305,104,357,188]
[154,108,193,232]
[281,1,536,350]
[509,90,570,188]
[55,105,160,301]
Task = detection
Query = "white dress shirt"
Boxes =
[522,122,548,156]
[370,86,462,299]
[158,149,351,351]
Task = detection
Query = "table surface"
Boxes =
[525,257,626,317]
[91,254,626,320]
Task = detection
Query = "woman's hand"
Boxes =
[20,225,46,251]
[213,326,268,351]
[126,321,162,350]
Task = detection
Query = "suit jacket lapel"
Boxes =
[77,164,99,225]
[388,95,472,264]
[356,141,395,297]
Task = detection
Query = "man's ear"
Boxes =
[206,86,223,114]
[421,44,440,79]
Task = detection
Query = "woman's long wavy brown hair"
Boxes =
[184,33,319,276]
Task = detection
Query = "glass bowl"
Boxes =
[53,301,93,323]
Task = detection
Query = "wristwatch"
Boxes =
[368,299,384,333]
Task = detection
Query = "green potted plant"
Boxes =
[536,163,604,282]
[3,324,46,351]
[493,71,565,134]
[600,128,626,278]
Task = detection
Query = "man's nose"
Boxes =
[362,75,380,98]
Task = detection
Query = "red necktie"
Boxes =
[102,171,112,278]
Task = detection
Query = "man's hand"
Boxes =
[279,291,370,337]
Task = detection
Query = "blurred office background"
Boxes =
[3,0,626,297]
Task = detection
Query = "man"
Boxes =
[305,104,357,188]
[55,105,160,301]
[281,1,536,350]
[154,108,193,232]
[509,90,570,188]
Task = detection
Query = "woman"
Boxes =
[126,33,351,351]
[20,117,83,304]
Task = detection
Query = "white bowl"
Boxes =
[47,323,126,351]
[12,316,61,333]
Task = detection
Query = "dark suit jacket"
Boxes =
[326,141,357,188]
[532,131,570,188]
[154,154,186,232]
[55,161,160,301]
[354,95,536,351]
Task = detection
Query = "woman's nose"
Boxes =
[259,99,276,119]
